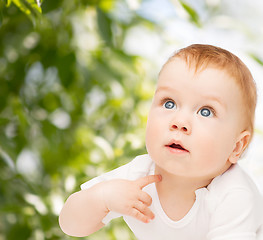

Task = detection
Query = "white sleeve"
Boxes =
[80,162,132,190]
[207,189,259,240]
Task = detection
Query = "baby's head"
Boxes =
[145,44,257,179]
[161,44,257,144]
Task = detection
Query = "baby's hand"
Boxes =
[102,175,162,223]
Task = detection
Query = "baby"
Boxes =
[59,44,263,239]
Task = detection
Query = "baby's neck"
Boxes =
[154,166,211,221]
[154,165,211,194]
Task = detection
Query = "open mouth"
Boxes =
[165,142,189,152]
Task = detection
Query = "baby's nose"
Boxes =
[170,119,191,134]
[171,124,189,132]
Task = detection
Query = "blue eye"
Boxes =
[164,100,176,109]
[198,108,214,117]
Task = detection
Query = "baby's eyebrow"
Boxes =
[155,86,174,94]
[200,94,226,109]
[155,86,226,109]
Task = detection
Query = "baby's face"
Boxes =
[145,58,246,181]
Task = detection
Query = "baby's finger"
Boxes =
[136,175,162,189]
[130,208,150,223]
[139,191,152,206]
[133,201,155,220]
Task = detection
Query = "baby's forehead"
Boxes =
[167,62,243,94]
[161,58,231,76]
[157,60,244,100]
[159,59,237,84]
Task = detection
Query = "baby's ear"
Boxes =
[229,130,251,164]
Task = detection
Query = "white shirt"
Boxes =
[81,154,263,240]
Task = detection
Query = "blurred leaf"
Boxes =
[0,147,16,172]
[12,0,42,15]
[97,7,113,46]
[99,0,114,12]
[249,53,263,66]
[6,0,13,7]
[12,0,30,15]
[56,52,76,88]
[179,0,201,27]
[27,0,41,11]
[41,0,62,13]
[7,222,32,240]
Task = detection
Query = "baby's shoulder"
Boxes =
[205,164,263,227]
[208,164,259,194]
[206,164,263,209]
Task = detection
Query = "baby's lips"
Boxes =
[173,144,188,151]
[165,140,189,152]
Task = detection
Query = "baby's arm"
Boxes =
[59,183,107,237]
[59,175,161,237]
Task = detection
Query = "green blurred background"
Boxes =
[0,0,263,239]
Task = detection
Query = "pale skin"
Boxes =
[59,58,251,237]
[59,175,162,237]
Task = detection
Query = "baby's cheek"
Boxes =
[146,118,161,136]
[196,137,227,168]
[194,136,217,158]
